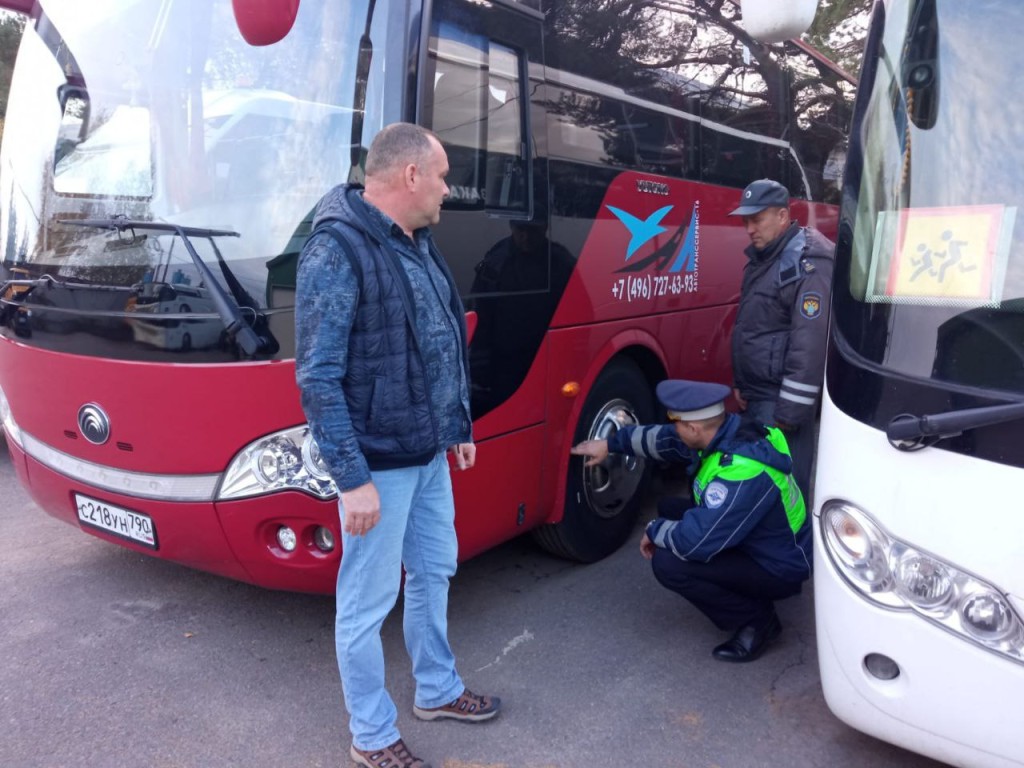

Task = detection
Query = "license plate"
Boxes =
[74,493,158,549]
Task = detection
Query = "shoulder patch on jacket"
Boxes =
[705,481,729,508]
[800,291,822,319]
[777,229,808,287]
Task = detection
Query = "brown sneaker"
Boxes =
[412,688,501,722]
[350,739,431,768]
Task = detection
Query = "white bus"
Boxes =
[812,1,1024,766]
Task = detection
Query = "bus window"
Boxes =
[484,43,527,210]
[542,1,854,201]
[422,21,528,213]
[54,104,153,198]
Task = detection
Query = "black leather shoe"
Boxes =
[712,613,782,663]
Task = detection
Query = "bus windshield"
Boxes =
[836,0,1024,397]
[1,0,403,316]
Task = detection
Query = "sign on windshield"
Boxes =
[866,205,1017,307]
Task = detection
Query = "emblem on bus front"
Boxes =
[78,404,111,445]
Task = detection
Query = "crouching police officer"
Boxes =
[570,379,811,662]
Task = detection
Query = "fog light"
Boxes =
[276,525,297,552]
[864,653,900,681]
[313,526,335,552]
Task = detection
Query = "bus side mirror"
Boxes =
[231,0,300,46]
[901,0,940,130]
[740,0,819,43]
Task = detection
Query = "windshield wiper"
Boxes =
[886,401,1024,450]
[60,217,268,356]
[1,274,139,300]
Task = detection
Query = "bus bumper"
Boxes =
[9,437,339,594]
[813,530,1024,768]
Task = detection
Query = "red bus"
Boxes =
[0,0,851,593]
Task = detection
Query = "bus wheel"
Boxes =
[533,359,654,562]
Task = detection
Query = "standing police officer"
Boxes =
[571,380,811,662]
[728,179,834,499]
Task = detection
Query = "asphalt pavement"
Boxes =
[0,444,945,768]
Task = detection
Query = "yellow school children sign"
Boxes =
[868,205,1016,306]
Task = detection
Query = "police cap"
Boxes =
[656,379,731,422]
[728,179,790,216]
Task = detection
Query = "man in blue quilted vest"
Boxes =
[296,123,500,768]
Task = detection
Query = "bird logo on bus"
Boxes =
[606,201,699,277]
[603,195,702,303]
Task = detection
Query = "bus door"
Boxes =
[419,0,549,436]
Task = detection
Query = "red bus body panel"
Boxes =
[0,171,837,594]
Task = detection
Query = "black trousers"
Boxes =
[649,507,804,631]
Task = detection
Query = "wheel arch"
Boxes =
[540,329,668,530]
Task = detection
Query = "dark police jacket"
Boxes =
[731,222,834,426]
[609,414,812,583]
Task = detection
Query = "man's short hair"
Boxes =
[690,412,727,431]
[364,123,440,178]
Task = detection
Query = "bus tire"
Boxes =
[533,359,655,562]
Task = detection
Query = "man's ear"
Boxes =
[403,162,418,190]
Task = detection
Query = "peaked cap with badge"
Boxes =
[728,179,791,217]
[656,379,731,422]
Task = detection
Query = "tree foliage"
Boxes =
[542,0,863,198]
[0,12,26,119]
[805,0,873,77]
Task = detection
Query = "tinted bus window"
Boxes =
[544,1,853,203]
[422,20,528,212]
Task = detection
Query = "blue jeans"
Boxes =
[335,451,464,751]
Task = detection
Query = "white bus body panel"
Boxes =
[813,396,1024,768]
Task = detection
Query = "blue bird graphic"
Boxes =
[606,204,674,261]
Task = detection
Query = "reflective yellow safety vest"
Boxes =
[692,427,806,534]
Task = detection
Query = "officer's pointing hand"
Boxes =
[570,439,609,467]
[640,532,656,560]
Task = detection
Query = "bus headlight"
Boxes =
[892,545,955,613]
[821,502,896,600]
[218,425,337,500]
[960,590,1018,644]
[253,437,302,485]
[820,500,1024,664]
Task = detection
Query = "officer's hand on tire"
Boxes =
[570,439,609,467]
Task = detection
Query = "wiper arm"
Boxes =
[886,401,1024,451]
[1,274,139,301]
[60,217,267,356]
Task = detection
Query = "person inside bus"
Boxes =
[727,178,834,501]
[467,217,574,415]
[570,379,811,663]
[295,123,500,768]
